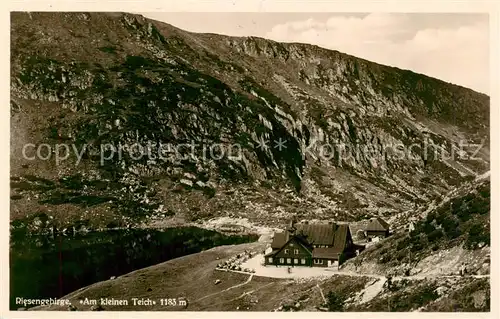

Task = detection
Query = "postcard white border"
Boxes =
[1,1,498,319]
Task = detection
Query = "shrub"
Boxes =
[456,208,472,222]
[469,198,489,215]
[435,209,448,225]
[426,212,437,223]
[427,229,443,243]
[203,187,216,198]
[478,185,490,199]
[465,222,489,249]
[395,250,407,261]
[396,237,410,251]
[423,222,436,235]
[326,291,345,311]
[446,227,462,239]
[388,284,439,311]
[379,254,391,264]
[450,198,465,215]
[99,46,117,54]
[441,215,458,233]
[410,237,425,252]
[409,229,420,238]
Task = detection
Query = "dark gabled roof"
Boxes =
[332,224,349,251]
[292,233,314,253]
[366,217,390,232]
[264,249,279,258]
[271,232,287,249]
[270,222,352,253]
[312,247,341,259]
[270,233,313,258]
[294,223,336,245]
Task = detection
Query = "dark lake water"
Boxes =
[10,226,258,310]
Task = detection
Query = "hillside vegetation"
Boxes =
[342,177,490,277]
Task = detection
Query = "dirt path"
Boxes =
[335,269,489,281]
[194,274,254,303]
[335,271,489,305]
[231,282,275,302]
[392,274,489,281]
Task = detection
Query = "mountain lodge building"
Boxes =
[364,217,390,240]
[264,220,363,268]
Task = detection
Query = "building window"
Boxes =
[268,257,273,263]
[279,258,284,264]
[294,258,298,264]
[287,258,291,264]
[301,258,306,264]
[294,249,299,254]
[314,259,323,265]
[284,249,289,254]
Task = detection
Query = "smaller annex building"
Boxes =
[264,220,364,268]
[364,217,390,240]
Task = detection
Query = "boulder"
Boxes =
[196,180,206,188]
[183,172,196,179]
[435,286,448,296]
[179,179,193,187]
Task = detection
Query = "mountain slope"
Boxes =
[10,12,490,231]
[342,175,490,277]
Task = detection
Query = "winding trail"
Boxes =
[334,269,489,281]
[231,282,275,301]
[337,271,490,305]
[194,274,254,303]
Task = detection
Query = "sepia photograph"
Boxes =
[7,5,493,314]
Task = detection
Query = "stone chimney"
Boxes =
[287,217,297,236]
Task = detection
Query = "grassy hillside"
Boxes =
[31,242,489,312]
